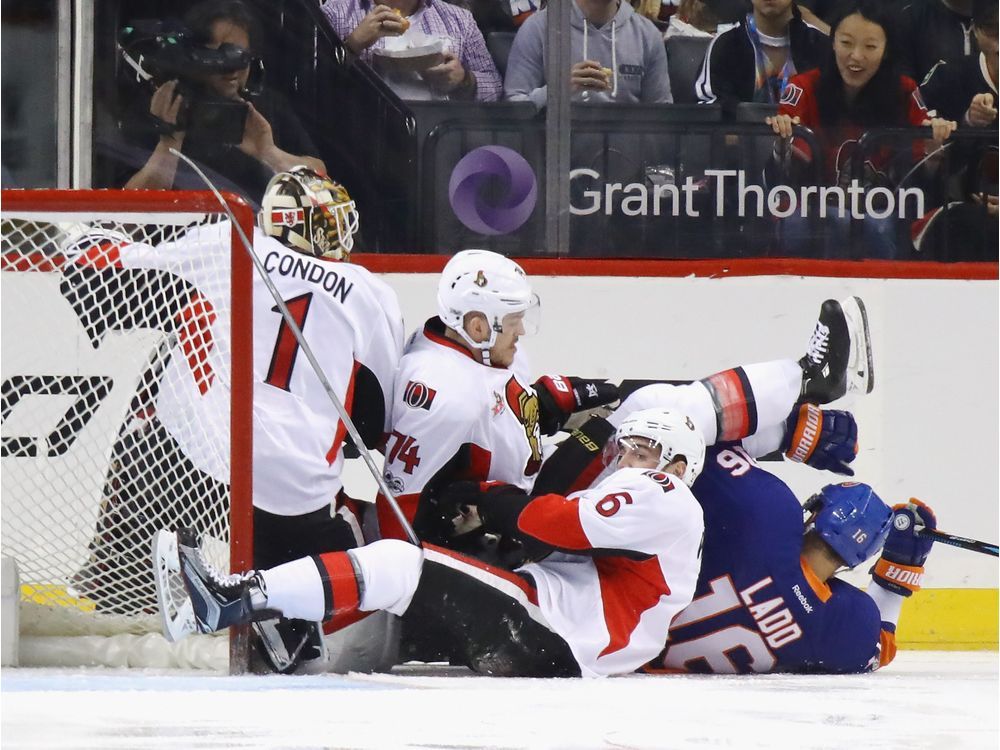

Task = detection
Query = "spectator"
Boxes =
[899,0,977,84]
[766,0,957,257]
[665,0,728,38]
[920,0,997,126]
[504,0,672,107]
[696,0,829,111]
[320,0,502,101]
[910,0,997,260]
[124,0,325,198]
[470,0,540,34]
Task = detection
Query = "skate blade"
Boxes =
[841,296,874,395]
[152,529,197,642]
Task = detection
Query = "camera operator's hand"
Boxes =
[424,52,470,97]
[150,80,185,146]
[346,4,407,54]
[240,102,328,176]
[238,102,276,160]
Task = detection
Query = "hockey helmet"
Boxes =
[436,249,540,355]
[804,482,892,568]
[613,408,707,487]
[260,166,358,260]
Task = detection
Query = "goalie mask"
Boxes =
[260,166,359,260]
[803,483,892,568]
[436,249,540,358]
[611,408,707,487]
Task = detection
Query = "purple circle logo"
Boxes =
[448,146,537,235]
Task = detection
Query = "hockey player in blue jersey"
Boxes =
[649,445,937,674]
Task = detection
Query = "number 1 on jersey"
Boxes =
[265,293,313,391]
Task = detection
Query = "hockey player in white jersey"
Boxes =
[378,249,620,545]
[156,407,706,678]
[63,168,403,669]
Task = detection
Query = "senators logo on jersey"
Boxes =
[403,380,437,410]
[504,377,542,476]
[780,82,803,107]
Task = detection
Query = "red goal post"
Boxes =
[1,190,253,670]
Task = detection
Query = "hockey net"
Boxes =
[1,190,253,670]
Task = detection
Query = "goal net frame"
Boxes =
[1,189,254,672]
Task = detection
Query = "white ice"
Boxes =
[2,651,997,749]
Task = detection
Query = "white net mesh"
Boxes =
[1,196,250,640]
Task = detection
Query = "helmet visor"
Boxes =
[500,293,541,336]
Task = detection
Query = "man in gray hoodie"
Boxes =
[503,0,673,107]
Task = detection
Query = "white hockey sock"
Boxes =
[349,540,424,616]
[866,581,905,629]
[260,557,326,622]
[740,359,802,429]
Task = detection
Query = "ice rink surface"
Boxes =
[2,651,997,749]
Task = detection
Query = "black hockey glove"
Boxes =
[534,376,620,436]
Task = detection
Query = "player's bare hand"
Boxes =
[151,80,185,142]
[347,4,408,52]
[766,114,799,139]
[965,93,997,127]
[922,117,957,144]
[451,505,482,537]
[424,52,466,93]
[571,60,611,92]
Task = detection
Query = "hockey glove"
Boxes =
[534,376,620,436]
[871,499,937,597]
[783,403,858,476]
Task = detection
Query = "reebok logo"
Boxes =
[791,584,813,613]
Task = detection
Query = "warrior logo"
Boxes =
[504,376,542,476]
[403,380,437,410]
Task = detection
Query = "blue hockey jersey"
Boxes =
[656,445,887,674]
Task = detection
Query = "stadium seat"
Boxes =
[487,31,516,78]
[665,36,712,104]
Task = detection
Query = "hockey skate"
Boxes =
[800,296,874,404]
[153,527,276,640]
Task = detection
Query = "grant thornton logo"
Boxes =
[448,146,537,235]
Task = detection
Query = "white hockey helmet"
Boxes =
[59,223,132,261]
[436,249,540,354]
[259,166,359,260]
[614,408,707,487]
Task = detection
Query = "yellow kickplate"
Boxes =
[20,583,96,612]
[896,589,998,650]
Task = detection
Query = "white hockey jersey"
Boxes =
[379,317,542,540]
[111,221,404,516]
[518,467,704,677]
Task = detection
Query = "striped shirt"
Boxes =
[320,0,502,101]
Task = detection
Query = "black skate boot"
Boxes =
[175,527,278,633]
[800,296,874,403]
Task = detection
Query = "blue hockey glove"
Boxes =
[783,403,858,476]
[872,499,937,597]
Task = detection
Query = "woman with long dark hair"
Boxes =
[765,0,956,257]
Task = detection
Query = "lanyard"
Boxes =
[746,13,795,104]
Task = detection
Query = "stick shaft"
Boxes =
[917,528,998,557]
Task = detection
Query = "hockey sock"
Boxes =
[866,581,905,630]
[260,556,329,622]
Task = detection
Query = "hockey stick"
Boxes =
[172,150,420,546]
[917,528,998,557]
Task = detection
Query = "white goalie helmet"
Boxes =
[259,166,359,260]
[436,249,540,354]
[614,408,707,487]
